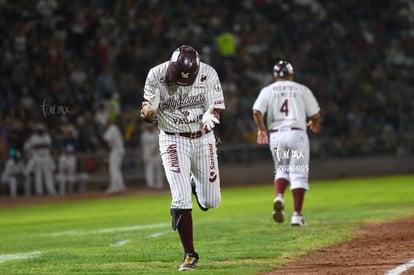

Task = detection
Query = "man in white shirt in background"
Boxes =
[1,149,30,197]
[253,60,320,227]
[103,120,126,194]
[141,123,164,189]
[56,144,89,194]
[25,123,56,195]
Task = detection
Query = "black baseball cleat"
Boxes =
[272,196,285,223]
[191,179,208,212]
[178,252,199,271]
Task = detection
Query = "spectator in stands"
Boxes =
[0,0,412,164]
[94,101,109,129]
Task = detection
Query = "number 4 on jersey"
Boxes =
[280,99,289,116]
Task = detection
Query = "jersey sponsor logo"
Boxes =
[209,171,217,182]
[166,144,180,173]
[214,81,222,92]
[208,143,217,183]
[193,85,207,89]
[160,94,205,111]
[200,75,207,82]
[172,115,202,125]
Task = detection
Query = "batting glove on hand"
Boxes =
[202,104,220,132]
[147,88,160,111]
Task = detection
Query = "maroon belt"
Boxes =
[270,127,302,133]
[164,131,209,139]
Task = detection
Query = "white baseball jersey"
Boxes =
[253,80,319,130]
[142,60,225,210]
[1,158,26,181]
[141,126,164,189]
[143,61,225,133]
[25,132,56,195]
[141,126,160,161]
[253,79,320,190]
[1,158,30,197]
[58,154,76,175]
[26,133,52,158]
[103,124,125,153]
[103,123,126,193]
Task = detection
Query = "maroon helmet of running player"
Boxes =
[167,45,200,86]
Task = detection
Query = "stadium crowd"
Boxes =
[0,0,413,189]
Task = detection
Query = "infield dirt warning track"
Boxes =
[261,217,414,275]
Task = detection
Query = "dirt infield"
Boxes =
[261,217,414,275]
[1,188,413,275]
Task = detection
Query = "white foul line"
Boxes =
[0,251,41,264]
[50,223,169,236]
[385,259,414,275]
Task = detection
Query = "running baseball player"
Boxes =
[140,45,225,271]
[252,60,320,226]
[24,123,56,195]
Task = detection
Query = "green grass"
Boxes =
[0,174,413,274]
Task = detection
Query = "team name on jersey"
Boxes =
[160,94,205,111]
[172,115,203,125]
[166,144,180,173]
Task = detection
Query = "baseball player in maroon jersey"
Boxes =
[140,45,225,271]
[252,60,320,226]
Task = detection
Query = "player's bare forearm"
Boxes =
[253,110,266,131]
[307,112,320,133]
[253,109,269,144]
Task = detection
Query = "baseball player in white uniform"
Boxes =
[252,60,320,226]
[56,144,88,194]
[1,150,31,197]
[141,123,164,189]
[103,120,126,194]
[140,45,225,271]
[56,145,76,194]
[25,123,56,195]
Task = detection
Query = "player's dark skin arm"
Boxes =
[307,112,320,133]
[253,109,269,144]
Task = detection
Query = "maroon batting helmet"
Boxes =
[273,60,294,78]
[167,45,200,86]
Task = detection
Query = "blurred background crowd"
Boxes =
[0,0,413,174]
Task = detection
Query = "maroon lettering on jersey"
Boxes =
[208,143,217,183]
[166,144,180,173]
